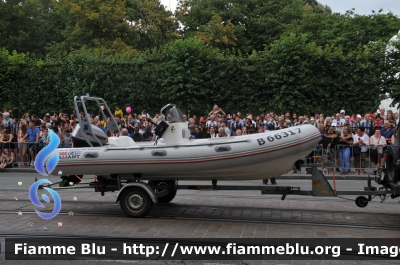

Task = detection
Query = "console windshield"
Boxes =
[166,107,185,123]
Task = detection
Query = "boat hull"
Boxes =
[50,125,320,180]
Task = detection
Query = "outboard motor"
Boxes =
[71,123,108,147]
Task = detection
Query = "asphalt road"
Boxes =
[0,172,399,265]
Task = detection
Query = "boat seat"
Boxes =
[108,136,135,146]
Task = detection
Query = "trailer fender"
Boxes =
[115,182,158,204]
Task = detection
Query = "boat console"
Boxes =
[71,95,190,147]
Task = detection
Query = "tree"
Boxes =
[0,0,52,56]
[194,12,237,50]
[125,0,179,50]
[285,7,400,53]
[382,34,400,105]
[47,0,137,56]
[176,0,306,53]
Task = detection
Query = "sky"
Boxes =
[160,0,400,16]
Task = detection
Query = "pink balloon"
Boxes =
[126,107,131,113]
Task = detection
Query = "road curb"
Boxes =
[279,174,372,180]
[1,168,36,174]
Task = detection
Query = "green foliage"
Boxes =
[125,0,179,50]
[1,0,400,113]
[176,0,307,53]
[1,37,397,117]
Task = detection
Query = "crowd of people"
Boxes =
[0,105,398,179]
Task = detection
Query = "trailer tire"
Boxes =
[149,180,177,203]
[385,145,400,184]
[355,196,368,208]
[119,187,153,218]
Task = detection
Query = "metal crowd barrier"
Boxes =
[0,141,72,168]
[303,144,386,175]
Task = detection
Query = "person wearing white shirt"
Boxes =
[369,129,386,174]
[206,115,218,128]
[340,110,346,120]
[352,127,369,175]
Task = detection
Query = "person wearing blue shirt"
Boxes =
[360,114,373,136]
[27,122,40,167]
[380,121,396,145]
[189,125,200,139]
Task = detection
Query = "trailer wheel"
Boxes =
[355,196,368,207]
[385,145,400,184]
[149,180,177,203]
[119,187,153,218]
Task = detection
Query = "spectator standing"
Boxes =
[198,127,208,138]
[231,116,243,136]
[127,115,135,135]
[316,116,324,128]
[360,114,373,136]
[338,128,353,174]
[40,129,50,148]
[27,122,40,167]
[218,128,227,137]
[351,115,362,134]
[220,120,230,137]
[52,126,64,147]
[380,108,386,119]
[0,129,14,152]
[343,115,351,128]
[18,123,28,167]
[277,119,287,130]
[63,129,73,147]
[142,125,154,141]
[374,114,383,130]
[369,129,386,174]
[245,117,255,132]
[120,128,130,137]
[206,115,218,128]
[321,126,339,174]
[381,121,395,145]
[2,113,12,130]
[31,114,42,128]
[292,113,298,122]
[333,113,345,133]
[340,110,346,120]
[353,127,370,175]
[386,112,395,128]
[192,115,199,127]
[208,105,226,120]
[114,106,123,117]
[206,126,218,138]
[246,114,257,129]
[131,125,143,142]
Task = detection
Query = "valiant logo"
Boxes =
[59,150,81,159]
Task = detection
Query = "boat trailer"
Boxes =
[35,163,399,218]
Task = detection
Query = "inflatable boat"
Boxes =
[48,96,320,181]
